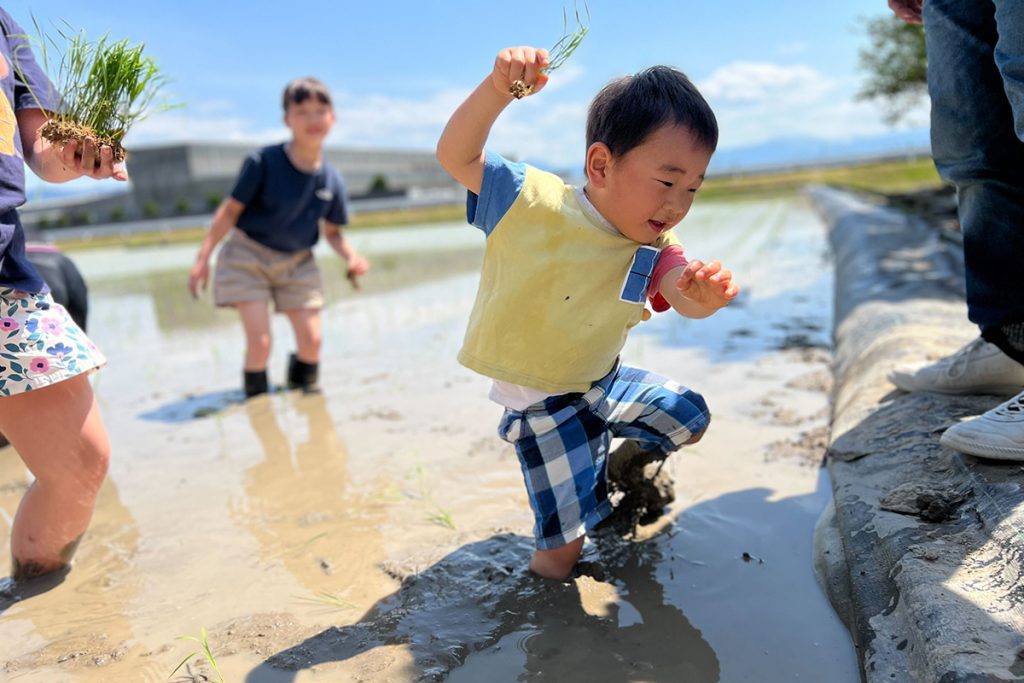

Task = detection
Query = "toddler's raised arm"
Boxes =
[436,47,549,194]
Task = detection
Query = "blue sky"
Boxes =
[8,0,927,193]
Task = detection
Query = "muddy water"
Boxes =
[0,199,859,682]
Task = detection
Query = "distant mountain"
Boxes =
[541,128,932,180]
[707,129,932,174]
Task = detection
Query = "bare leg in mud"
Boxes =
[531,427,711,581]
[529,537,585,581]
[0,374,110,581]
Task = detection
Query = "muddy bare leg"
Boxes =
[529,537,585,581]
[0,375,110,579]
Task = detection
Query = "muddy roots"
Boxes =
[509,80,531,99]
[40,119,125,163]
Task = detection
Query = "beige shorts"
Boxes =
[213,230,324,311]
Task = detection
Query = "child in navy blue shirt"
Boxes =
[188,78,369,396]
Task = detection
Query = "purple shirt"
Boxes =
[0,7,59,291]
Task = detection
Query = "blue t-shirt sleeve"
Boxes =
[2,10,59,112]
[230,152,264,206]
[325,171,349,225]
[466,151,526,237]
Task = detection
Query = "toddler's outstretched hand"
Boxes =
[492,47,550,99]
[676,259,739,311]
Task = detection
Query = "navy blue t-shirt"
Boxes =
[231,144,349,253]
[0,7,59,291]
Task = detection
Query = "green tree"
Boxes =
[857,15,927,124]
[369,173,390,195]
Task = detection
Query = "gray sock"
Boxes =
[982,323,1024,366]
[1003,322,1024,354]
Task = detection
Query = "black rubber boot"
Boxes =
[287,354,320,393]
[244,369,269,398]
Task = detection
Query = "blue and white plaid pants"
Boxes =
[497,362,710,550]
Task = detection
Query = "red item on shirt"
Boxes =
[647,244,688,313]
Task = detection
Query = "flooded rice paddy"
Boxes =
[1,197,859,682]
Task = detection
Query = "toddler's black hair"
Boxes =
[282,77,333,111]
[586,66,717,157]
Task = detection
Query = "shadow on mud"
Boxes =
[244,523,721,683]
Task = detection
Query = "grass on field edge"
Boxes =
[49,157,944,252]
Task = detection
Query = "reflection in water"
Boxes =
[242,526,719,683]
[0,455,159,679]
[0,200,860,681]
[452,538,721,682]
[88,247,483,336]
[235,393,385,605]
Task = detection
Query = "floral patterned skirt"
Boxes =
[0,288,106,397]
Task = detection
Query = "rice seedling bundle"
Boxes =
[509,2,589,100]
[15,19,171,163]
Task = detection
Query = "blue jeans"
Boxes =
[924,0,1024,328]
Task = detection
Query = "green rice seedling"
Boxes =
[510,1,590,99]
[14,17,173,163]
[169,627,225,683]
[294,590,356,611]
[428,508,457,530]
[412,464,458,530]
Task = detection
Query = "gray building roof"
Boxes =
[23,142,457,226]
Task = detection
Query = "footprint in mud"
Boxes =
[763,425,830,467]
[351,407,403,422]
[785,368,833,394]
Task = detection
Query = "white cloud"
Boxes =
[124,111,287,146]
[489,100,588,169]
[536,62,586,94]
[327,87,469,150]
[698,61,929,149]
[101,60,934,174]
[698,61,837,106]
[119,82,590,170]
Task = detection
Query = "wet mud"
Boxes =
[1,205,858,681]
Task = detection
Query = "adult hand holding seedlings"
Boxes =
[14,21,171,177]
[54,136,128,181]
[20,108,128,183]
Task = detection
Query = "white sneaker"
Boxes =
[940,390,1024,460]
[888,338,1024,395]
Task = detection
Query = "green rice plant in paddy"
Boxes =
[411,463,458,530]
[294,590,356,611]
[509,1,590,99]
[429,508,457,530]
[170,626,225,683]
[14,16,174,163]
